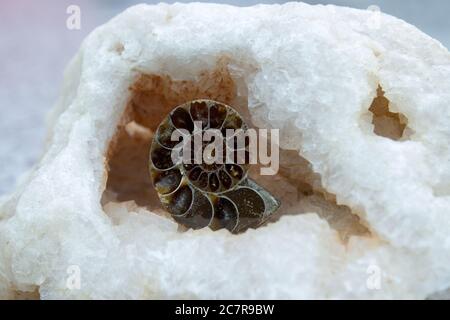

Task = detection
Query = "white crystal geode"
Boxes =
[1,2,450,299]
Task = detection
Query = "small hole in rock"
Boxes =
[112,43,124,55]
[369,86,410,141]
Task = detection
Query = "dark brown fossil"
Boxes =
[149,99,280,233]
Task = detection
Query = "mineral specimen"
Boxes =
[1,3,450,299]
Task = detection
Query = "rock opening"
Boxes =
[369,86,410,141]
[102,62,370,240]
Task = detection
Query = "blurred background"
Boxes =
[0,0,449,196]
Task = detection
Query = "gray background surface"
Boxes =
[1,0,449,196]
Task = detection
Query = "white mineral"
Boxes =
[1,2,450,299]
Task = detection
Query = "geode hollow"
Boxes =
[1,3,450,299]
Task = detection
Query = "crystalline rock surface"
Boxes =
[1,3,450,299]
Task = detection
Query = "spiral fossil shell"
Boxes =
[149,99,280,233]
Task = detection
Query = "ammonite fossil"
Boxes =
[149,99,280,233]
